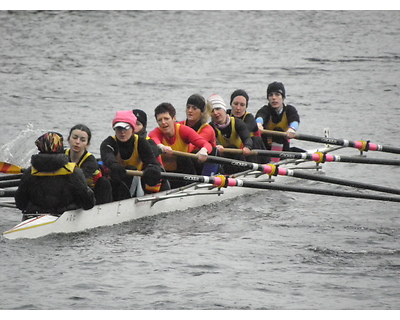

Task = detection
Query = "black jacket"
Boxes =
[15,153,95,215]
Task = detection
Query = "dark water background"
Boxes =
[1,10,400,310]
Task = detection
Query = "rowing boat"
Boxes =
[1,145,340,240]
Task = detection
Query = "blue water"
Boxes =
[1,10,400,310]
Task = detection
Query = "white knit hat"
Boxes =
[208,94,227,111]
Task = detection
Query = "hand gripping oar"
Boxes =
[222,148,400,166]
[126,170,400,203]
[0,162,24,174]
[262,129,400,155]
[170,150,400,196]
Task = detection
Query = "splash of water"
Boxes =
[0,124,45,167]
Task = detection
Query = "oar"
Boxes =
[126,170,400,203]
[262,129,400,155]
[0,189,16,197]
[170,150,400,196]
[0,162,24,174]
[0,180,20,188]
[0,201,16,208]
[222,148,400,166]
[0,173,23,181]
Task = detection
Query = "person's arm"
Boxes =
[197,124,216,147]
[242,113,260,136]
[137,136,163,168]
[180,125,213,154]
[235,119,253,150]
[285,105,300,138]
[148,128,173,154]
[14,169,31,211]
[79,153,99,179]
[137,136,162,186]
[69,167,95,210]
[100,136,119,168]
[148,128,163,145]
[255,105,269,130]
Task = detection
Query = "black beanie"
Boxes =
[267,81,286,98]
[132,109,147,128]
[230,89,249,107]
[186,94,206,112]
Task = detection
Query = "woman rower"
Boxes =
[255,81,300,156]
[148,102,213,189]
[208,94,258,174]
[15,132,95,219]
[132,108,169,192]
[177,94,218,175]
[66,124,113,204]
[228,89,269,163]
[100,110,162,201]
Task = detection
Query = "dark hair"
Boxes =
[186,94,206,112]
[68,124,92,144]
[154,102,176,119]
[230,89,249,107]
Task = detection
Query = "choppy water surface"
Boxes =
[1,10,400,310]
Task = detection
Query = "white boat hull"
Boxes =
[4,145,337,240]
[3,175,269,240]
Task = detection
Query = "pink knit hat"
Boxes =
[112,110,137,130]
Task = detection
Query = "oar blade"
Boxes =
[0,162,23,174]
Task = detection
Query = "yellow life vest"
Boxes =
[65,149,102,188]
[31,162,76,176]
[160,123,189,172]
[112,135,143,171]
[215,117,243,149]
[113,136,161,193]
[266,112,289,145]
[266,111,289,131]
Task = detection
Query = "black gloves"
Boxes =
[109,163,127,183]
[142,164,161,186]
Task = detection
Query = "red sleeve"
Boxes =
[199,124,216,147]
[179,125,213,154]
[148,128,164,145]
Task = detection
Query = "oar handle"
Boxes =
[171,150,198,159]
[261,129,291,137]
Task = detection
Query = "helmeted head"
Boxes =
[267,81,286,98]
[112,110,137,130]
[35,132,64,153]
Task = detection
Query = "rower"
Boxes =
[177,94,219,176]
[66,124,113,204]
[208,94,257,174]
[228,89,269,164]
[255,81,300,161]
[15,132,95,220]
[100,110,162,201]
[149,102,213,189]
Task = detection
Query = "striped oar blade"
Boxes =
[0,162,24,174]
